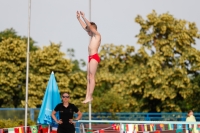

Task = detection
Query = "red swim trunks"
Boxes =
[88,53,100,63]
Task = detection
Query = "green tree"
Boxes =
[185,74,200,111]
[92,90,130,113]
[0,28,39,51]
[0,28,39,107]
[0,37,27,107]
[133,10,200,112]
[23,43,86,108]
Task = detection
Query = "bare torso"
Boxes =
[88,34,101,55]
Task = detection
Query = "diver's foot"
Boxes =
[82,97,93,104]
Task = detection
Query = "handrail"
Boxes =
[78,120,200,124]
[1,108,200,122]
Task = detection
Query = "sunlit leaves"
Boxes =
[134,11,200,111]
[0,37,26,107]
[24,43,86,108]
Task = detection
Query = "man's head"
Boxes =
[87,22,97,36]
[90,22,97,29]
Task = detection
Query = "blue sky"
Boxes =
[1,0,200,70]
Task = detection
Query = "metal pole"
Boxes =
[88,0,92,130]
[120,123,123,133]
[89,0,91,21]
[89,103,91,129]
[25,0,31,132]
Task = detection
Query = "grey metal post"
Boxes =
[25,0,31,132]
[120,123,123,133]
[88,0,92,130]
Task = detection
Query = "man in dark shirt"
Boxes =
[51,92,82,133]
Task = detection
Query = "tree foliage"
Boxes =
[185,74,200,111]
[0,28,39,51]
[0,29,39,108]
[133,11,200,112]
[0,37,27,107]
[21,43,87,108]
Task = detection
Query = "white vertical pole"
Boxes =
[89,102,91,129]
[88,0,92,130]
[120,123,123,133]
[25,0,31,132]
[48,125,50,133]
[89,0,91,21]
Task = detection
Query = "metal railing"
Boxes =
[0,108,200,122]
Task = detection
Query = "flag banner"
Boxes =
[153,124,156,131]
[144,124,147,131]
[171,124,174,130]
[159,124,164,131]
[51,126,57,133]
[38,125,42,133]
[8,128,14,133]
[27,127,32,133]
[121,124,124,132]
[126,124,129,131]
[188,124,193,132]
[124,124,126,131]
[197,124,200,130]
[3,129,8,133]
[176,126,183,133]
[5,123,200,133]
[112,124,116,130]
[162,124,165,130]
[14,128,19,133]
[42,126,48,133]
[177,124,183,129]
[134,124,138,132]
[140,125,144,131]
[116,124,120,131]
[150,124,154,131]
[19,127,24,133]
[111,123,200,132]
[30,126,38,133]
[185,124,189,130]
[127,124,133,132]
[189,124,193,129]
[168,124,171,130]
[132,124,135,132]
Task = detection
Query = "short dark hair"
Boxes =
[90,22,97,29]
[187,110,193,117]
[61,92,70,96]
